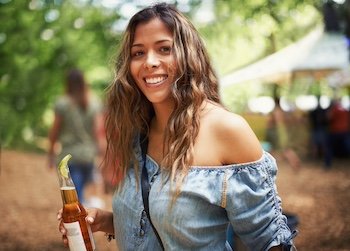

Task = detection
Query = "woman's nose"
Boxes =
[144,52,160,69]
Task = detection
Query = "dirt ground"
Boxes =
[0,149,350,251]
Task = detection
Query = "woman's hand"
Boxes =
[57,207,114,246]
[85,207,107,233]
[57,208,68,247]
[48,153,56,170]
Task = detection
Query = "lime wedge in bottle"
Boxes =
[58,154,72,178]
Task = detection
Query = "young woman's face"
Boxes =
[130,18,177,105]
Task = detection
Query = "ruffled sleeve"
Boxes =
[224,152,297,250]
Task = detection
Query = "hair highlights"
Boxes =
[104,3,221,198]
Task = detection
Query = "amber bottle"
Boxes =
[57,155,96,251]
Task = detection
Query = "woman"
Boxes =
[58,3,296,250]
[49,69,103,203]
[266,97,301,171]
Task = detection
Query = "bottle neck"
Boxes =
[60,186,79,204]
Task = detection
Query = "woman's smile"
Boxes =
[144,75,168,86]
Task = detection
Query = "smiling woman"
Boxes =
[57,3,297,251]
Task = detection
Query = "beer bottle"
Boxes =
[57,154,96,251]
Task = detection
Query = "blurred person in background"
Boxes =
[266,96,301,171]
[308,95,332,168]
[48,68,104,206]
[327,99,350,162]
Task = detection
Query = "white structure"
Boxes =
[220,27,349,87]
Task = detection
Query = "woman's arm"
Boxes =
[48,113,62,168]
[217,110,296,250]
[93,111,106,157]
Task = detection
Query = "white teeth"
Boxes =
[145,76,166,84]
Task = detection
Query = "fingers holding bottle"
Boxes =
[57,208,69,247]
[86,207,115,235]
[86,207,100,233]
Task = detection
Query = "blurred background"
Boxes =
[1,0,350,250]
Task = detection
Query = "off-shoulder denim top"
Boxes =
[112,142,296,251]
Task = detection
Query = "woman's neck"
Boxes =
[151,101,174,134]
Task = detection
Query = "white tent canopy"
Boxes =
[220,27,349,87]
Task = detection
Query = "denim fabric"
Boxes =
[112,146,296,251]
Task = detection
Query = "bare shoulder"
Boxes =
[202,103,263,165]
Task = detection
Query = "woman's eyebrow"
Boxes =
[131,39,172,48]
[131,43,143,48]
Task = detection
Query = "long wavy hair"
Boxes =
[105,2,221,197]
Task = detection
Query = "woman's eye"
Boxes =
[132,51,144,57]
[160,46,171,53]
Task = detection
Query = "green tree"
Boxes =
[0,0,120,150]
[197,0,326,112]
[200,0,322,75]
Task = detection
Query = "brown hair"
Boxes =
[105,3,221,198]
[65,69,88,111]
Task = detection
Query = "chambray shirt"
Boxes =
[112,144,296,251]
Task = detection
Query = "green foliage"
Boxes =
[0,0,329,150]
[200,0,322,76]
[197,0,329,112]
[0,0,120,150]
